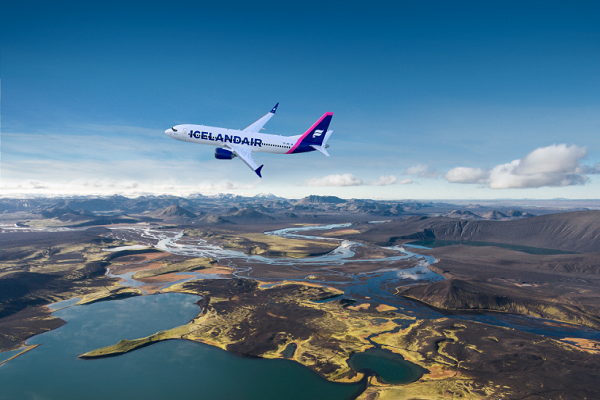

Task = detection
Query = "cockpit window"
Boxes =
[172,127,178,132]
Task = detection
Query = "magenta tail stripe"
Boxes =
[287,112,333,154]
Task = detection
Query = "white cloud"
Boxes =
[1,180,49,190]
[0,178,260,197]
[397,178,413,185]
[405,164,442,178]
[71,178,140,189]
[445,167,489,184]
[303,174,364,187]
[196,180,260,191]
[445,144,593,189]
[367,175,398,186]
[302,174,403,187]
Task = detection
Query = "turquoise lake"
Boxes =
[0,294,363,400]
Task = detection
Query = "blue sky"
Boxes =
[1,0,599,199]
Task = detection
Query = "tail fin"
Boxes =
[287,112,333,154]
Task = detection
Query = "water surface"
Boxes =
[348,348,427,384]
[0,293,363,400]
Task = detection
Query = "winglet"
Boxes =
[255,165,264,178]
[270,103,279,114]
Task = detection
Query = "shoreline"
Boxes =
[0,344,42,367]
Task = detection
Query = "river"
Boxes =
[2,221,599,400]
[108,223,600,339]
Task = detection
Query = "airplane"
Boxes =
[164,104,333,178]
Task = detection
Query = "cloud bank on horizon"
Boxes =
[301,174,411,187]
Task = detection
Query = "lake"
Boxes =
[0,294,364,400]
[348,348,427,384]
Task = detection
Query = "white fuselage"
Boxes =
[164,106,333,177]
[166,124,300,155]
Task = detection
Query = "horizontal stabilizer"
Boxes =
[310,145,330,157]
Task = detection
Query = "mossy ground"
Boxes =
[131,257,215,279]
[184,229,339,258]
[81,278,600,399]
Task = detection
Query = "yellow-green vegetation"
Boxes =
[81,326,190,358]
[357,379,487,400]
[0,234,147,350]
[0,238,144,278]
[78,280,597,399]
[22,219,92,228]
[0,345,42,367]
[184,229,338,258]
[322,229,360,236]
[131,257,215,279]
[77,286,143,305]
[0,241,111,277]
[81,279,416,382]
[368,320,488,397]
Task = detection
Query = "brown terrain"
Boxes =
[312,211,600,331]
[80,278,600,400]
[2,196,600,399]
[340,210,600,253]
[399,246,600,329]
[363,318,600,400]
[0,228,121,351]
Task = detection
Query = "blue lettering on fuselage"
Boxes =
[187,130,262,147]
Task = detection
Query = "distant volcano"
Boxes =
[480,210,509,220]
[223,208,274,221]
[444,210,480,219]
[296,195,346,205]
[154,205,197,218]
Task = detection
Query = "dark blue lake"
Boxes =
[348,348,427,384]
[0,294,363,400]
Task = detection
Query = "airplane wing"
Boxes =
[225,144,264,178]
[242,103,278,133]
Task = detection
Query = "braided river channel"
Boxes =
[1,222,599,400]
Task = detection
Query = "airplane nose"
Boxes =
[165,129,172,135]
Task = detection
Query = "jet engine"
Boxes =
[215,148,236,160]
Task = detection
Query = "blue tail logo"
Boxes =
[287,112,333,154]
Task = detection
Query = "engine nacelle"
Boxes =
[215,148,236,160]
